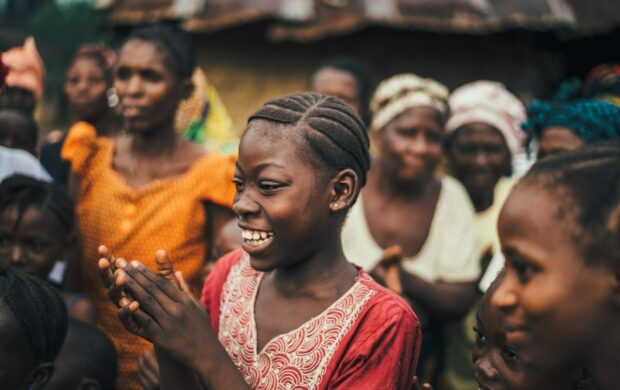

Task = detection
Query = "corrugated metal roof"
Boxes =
[100,0,619,40]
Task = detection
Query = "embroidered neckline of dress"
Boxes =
[249,262,364,357]
[218,253,377,390]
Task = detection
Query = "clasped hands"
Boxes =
[97,245,216,369]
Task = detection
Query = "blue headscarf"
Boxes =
[523,78,620,143]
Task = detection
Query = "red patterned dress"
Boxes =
[201,249,421,389]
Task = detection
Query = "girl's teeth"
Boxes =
[260,232,267,239]
[252,232,260,240]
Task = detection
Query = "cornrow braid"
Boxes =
[0,175,75,233]
[248,92,371,186]
[521,143,620,265]
[127,23,195,80]
[0,268,68,365]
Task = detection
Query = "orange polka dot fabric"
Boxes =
[62,122,235,390]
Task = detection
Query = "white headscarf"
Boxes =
[446,81,526,155]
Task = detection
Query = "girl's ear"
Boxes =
[329,168,359,213]
[28,362,54,390]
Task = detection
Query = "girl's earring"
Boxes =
[107,87,119,108]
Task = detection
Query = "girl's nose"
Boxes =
[474,355,499,381]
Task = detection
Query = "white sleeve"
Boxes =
[0,146,52,183]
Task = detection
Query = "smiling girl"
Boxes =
[492,144,620,390]
[99,92,421,389]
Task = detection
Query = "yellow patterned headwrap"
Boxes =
[370,73,449,132]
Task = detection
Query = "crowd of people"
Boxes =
[0,22,619,390]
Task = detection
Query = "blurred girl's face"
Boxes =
[537,126,584,160]
[491,184,616,370]
[472,285,574,390]
[0,207,68,279]
[448,123,511,202]
[114,39,181,134]
[65,57,109,121]
[375,106,444,188]
[311,68,361,117]
[472,293,525,390]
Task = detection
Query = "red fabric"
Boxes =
[201,249,421,390]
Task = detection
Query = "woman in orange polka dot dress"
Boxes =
[62,25,235,390]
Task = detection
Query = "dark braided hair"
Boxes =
[0,175,75,234]
[248,92,371,189]
[127,23,195,80]
[0,268,68,365]
[519,143,620,264]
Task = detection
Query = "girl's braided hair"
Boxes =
[248,92,371,190]
[0,268,68,365]
[521,143,620,264]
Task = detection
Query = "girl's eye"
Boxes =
[116,67,130,80]
[512,260,539,283]
[258,182,283,192]
[232,178,245,192]
[141,70,163,82]
[28,240,49,252]
[501,346,522,367]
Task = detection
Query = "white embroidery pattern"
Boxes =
[218,255,376,390]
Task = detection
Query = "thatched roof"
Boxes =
[99,0,620,41]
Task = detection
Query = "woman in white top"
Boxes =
[341,73,480,325]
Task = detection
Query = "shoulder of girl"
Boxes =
[362,277,420,326]
[211,249,246,276]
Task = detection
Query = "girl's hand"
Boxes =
[380,245,403,295]
[138,350,160,390]
[116,260,216,369]
[98,245,136,307]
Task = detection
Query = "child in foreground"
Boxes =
[473,273,594,389]
[100,92,421,389]
[492,144,620,390]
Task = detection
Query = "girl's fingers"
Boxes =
[138,351,160,390]
[118,265,170,321]
[155,249,180,288]
[98,245,117,272]
[130,261,186,303]
[98,257,115,288]
[118,305,158,342]
[175,271,199,303]
[380,245,402,266]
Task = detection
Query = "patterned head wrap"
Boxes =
[446,81,526,155]
[583,63,620,107]
[523,78,620,143]
[2,37,45,103]
[370,73,449,132]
